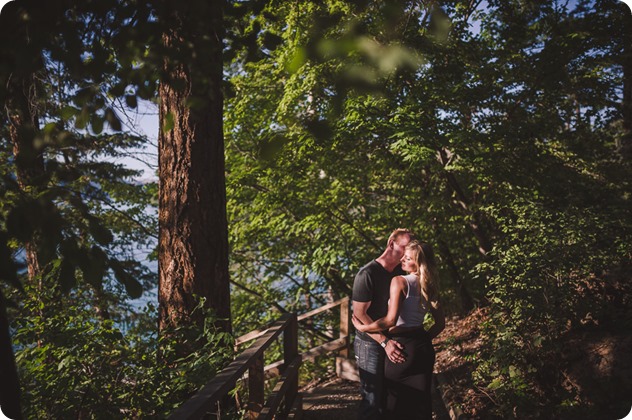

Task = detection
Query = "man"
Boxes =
[352,228,412,419]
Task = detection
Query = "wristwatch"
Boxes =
[380,338,389,348]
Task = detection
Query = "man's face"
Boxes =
[391,234,411,260]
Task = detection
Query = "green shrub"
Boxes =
[10,284,234,418]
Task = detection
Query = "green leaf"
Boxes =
[43,122,58,134]
[163,112,175,132]
[60,105,80,120]
[58,356,72,371]
[125,94,137,109]
[259,133,287,161]
[105,108,122,131]
[286,47,306,73]
[88,217,114,246]
[78,246,107,287]
[508,365,519,378]
[59,259,77,292]
[488,377,503,390]
[75,107,90,130]
[91,115,104,135]
[0,232,20,290]
[111,260,143,299]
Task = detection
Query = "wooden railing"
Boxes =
[235,297,351,378]
[169,297,352,419]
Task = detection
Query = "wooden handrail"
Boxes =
[235,297,351,346]
[234,297,350,347]
[246,336,348,380]
[297,297,348,322]
[169,297,352,419]
[168,313,300,419]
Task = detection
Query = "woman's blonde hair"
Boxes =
[406,240,440,306]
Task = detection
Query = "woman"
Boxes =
[352,240,445,419]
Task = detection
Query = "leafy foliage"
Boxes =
[0,0,159,298]
[224,0,632,416]
[7,283,234,418]
[0,0,630,417]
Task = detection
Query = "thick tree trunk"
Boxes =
[7,73,45,280]
[0,3,54,416]
[158,0,231,335]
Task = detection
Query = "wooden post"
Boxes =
[283,313,299,416]
[247,354,264,418]
[336,296,359,382]
[339,297,350,358]
[283,313,299,363]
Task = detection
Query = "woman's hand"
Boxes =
[351,314,368,332]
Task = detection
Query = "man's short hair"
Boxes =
[388,228,412,245]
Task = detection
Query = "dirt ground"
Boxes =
[432,307,632,419]
[432,307,492,418]
[300,307,632,419]
[301,377,360,419]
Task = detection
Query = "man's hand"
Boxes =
[385,339,405,363]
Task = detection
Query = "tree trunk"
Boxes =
[0,3,57,416]
[158,0,231,335]
[437,147,493,256]
[7,73,45,281]
[432,220,474,313]
[0,292,22,420]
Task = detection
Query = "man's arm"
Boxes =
[352,300,405,363]
[353,277,405,333]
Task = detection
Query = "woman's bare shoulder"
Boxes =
[391,275,407,289]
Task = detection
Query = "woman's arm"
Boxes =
[426,300,445,340]
[352,276,406,333]
[352,300,390,344]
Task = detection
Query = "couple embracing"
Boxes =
[352,228,445,419]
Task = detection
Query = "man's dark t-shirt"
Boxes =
[352,260,405,339]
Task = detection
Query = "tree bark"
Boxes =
[6,73,45,281]
[158,0,231,335]
[0,2,60,416]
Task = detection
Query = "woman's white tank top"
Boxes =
[395,274,428,327]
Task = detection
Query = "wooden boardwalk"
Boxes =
[301,377,452,420]
[170,299,456,419]
[302,378,360,419]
